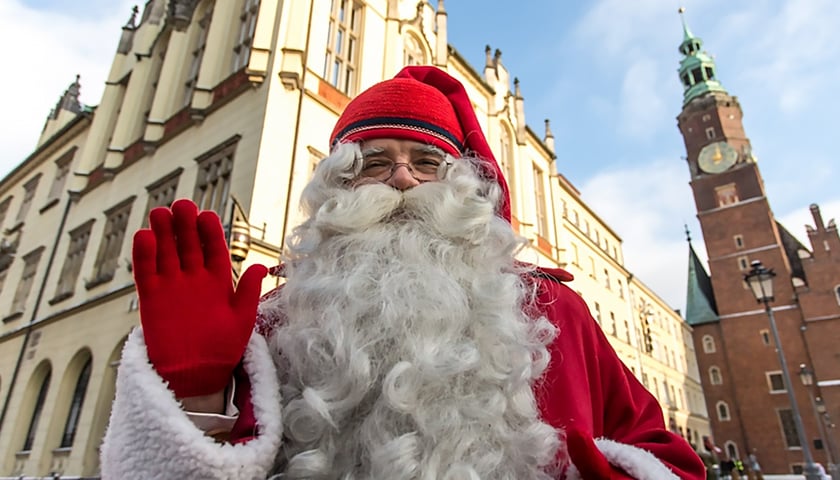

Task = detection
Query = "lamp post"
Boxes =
[800,364,840,480]
[744,260,822,480]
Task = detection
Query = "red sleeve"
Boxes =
[533,278,705,480]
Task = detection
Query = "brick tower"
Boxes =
[677,10,840,477]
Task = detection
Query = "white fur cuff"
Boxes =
[100,328,284,479]
[564,437,680,480]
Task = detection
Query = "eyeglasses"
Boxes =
[357,155,452,182]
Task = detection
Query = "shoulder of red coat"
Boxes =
[529,265,574,284]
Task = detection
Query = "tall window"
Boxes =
[231,0,260,72]
[702,334,716,353]
[709,366,722,385]
[53,221,94,302]
[404,33,425,65]
[184,6,213,106]
[194,137,238,217]
[90,199,134,286]
[143,168,182,226]
[717,401,730,421]
[778,409,801,447]
[0,196,11,229]
[22,368,51,451]
[16,174,42,224]
[323,0,362,95]
[46,149,75,205]
[59,358,92,448]
[533,165,547,236]
[10,247,44,315]
[593,302,602,324]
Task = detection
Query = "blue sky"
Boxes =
[1,0,838,311]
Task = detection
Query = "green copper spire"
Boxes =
[685,227,719,326]
[677,7,727,105]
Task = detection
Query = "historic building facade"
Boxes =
[679,13,840,477]
[0,1,710,477]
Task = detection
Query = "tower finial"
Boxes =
[678,6,694,43]
[125,5,139,29]
[685,224,692,243]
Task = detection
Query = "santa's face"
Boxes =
[260,141,559,479]
[352,138,451,190]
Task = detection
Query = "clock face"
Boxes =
[697,141,738,174]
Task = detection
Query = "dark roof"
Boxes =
[776,220,808,285]
[685,242,719,326]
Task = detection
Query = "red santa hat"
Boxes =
[330,66,511,221]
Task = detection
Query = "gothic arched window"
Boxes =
[717,401,730,421]
[23,368,51,451]
[702,334,716,353]
[59,358,92,448]
[709,366,722,385]
[403,34,426,66]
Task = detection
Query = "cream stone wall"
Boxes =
[0,1,710,477]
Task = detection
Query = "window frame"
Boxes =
[323,0,363,95]
[59,357,92,448]
[87,197,135,288]
[193,136,240,218]
[231,0,260,72]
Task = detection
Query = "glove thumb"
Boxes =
[233,264,268,315]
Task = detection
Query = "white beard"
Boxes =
[260,143,560,479]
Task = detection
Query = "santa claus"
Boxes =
[101,66,704,479]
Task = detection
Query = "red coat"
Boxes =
[229,268,705,479]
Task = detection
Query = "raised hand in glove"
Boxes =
[566,427,634,480]
[133,199,267,398]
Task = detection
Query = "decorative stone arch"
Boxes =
[80,335,129,477]
[7,360,52,464]
[39,348,93,475]
[702,334,716,353]
[724,441,739,461]
[401,28,431,66]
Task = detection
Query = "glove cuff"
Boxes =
[155,360,237,398]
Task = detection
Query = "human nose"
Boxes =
[385,163,421,190]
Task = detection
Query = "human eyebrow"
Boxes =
[360,146,387,158]
[412,145,446,157]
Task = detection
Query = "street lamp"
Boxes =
[744,260,822,480]
[800,364,840,480]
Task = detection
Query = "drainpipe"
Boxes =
[0,195,74,435]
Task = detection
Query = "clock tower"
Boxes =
[676,11,840,476]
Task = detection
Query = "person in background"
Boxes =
[100,66,705,479]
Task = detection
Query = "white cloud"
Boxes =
[0,0,135,178]
[578,158,701,312]
[717,0,840,114]
[617,57,669,140]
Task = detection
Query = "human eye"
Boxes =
[412,156,442,173]
[361,156,392,175]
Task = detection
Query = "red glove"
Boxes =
[566,427,616,480]
[133,199,267,398]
